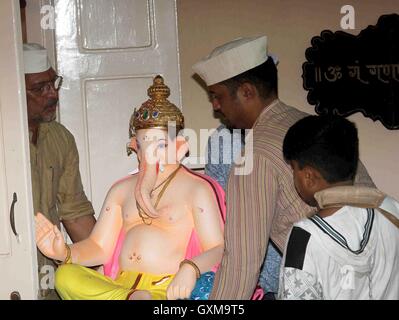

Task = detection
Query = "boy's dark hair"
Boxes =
[283,115,359,183]
[221,57,278,100]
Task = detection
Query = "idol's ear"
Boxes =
[127,136,138,156]
[176,135,189,162]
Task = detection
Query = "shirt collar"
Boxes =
[251,98,280,129]
[30,122,51,143]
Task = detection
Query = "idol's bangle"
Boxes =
[54,243,72,265]
[179,259,201,279]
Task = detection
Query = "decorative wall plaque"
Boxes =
[302,14,399,129]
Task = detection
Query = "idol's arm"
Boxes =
[36,182,124,267]
[166,182,224,300]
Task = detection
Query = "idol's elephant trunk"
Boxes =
[135,156,159,218]
[133,135,189,218]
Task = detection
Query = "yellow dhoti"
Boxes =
[55,264,174,300]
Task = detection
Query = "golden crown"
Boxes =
[129,75,184,138]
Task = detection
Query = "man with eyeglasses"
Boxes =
[24,43,96,299]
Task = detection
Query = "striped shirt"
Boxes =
[210,100,374,299]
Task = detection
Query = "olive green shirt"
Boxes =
[30,121,94,299]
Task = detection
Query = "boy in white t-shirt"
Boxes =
[279,115,399,300]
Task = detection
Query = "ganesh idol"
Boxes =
[35,76,226,300]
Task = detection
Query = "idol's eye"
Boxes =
[157,138,169,149]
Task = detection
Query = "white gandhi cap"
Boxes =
[193,36,273,86]
[23,43,51,74]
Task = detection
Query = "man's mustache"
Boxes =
[46,99,58,108]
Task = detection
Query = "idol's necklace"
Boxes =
[136,164,182,225]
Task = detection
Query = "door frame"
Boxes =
[0,0,39,300]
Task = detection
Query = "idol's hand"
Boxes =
[166,263,197,300]
[35,212,67,261]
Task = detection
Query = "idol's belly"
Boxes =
[119,224,187,275]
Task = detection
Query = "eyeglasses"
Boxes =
[26,76,63,96]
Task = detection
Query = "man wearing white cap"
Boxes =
[24,43,96,299]
[193,36,374,299]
